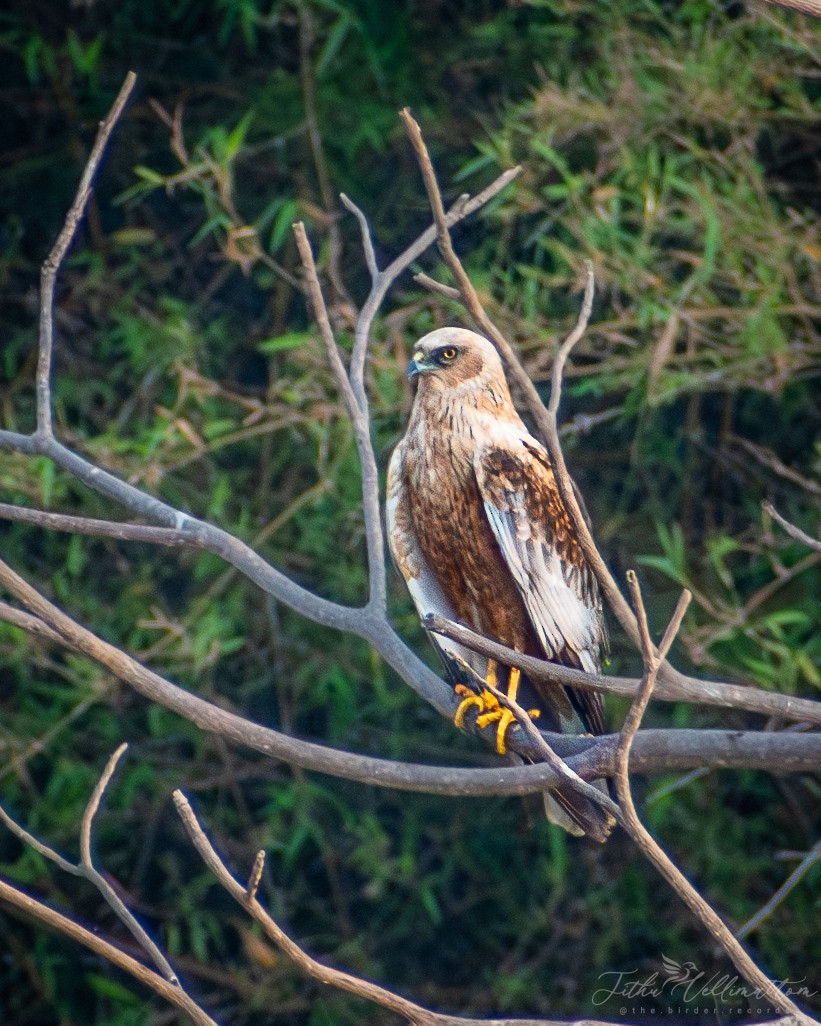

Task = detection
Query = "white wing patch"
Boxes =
[476,442,602,675]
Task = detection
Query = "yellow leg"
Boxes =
[492,666,520,755]
[492,667,541,755]
[508,666,521,702]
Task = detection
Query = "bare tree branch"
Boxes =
[175,791,811,1026]
[425,614,821,726]
[293,220,387,612]
[7,443,820,732]
[0,877,218,1026]
[4,490,818,731]
[413,271,461,299]
[764,501,821,553]
[0,600,67,645]
[1,556,818,795]
[175,788,458,1026]
[0,502,196,547]
[37,72,137,439]
[737,839,821,940]
[0,744,178,983]
[615,574,815,1026]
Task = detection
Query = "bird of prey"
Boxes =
[387,326,614,842]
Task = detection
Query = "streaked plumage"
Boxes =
[387,327,613,841]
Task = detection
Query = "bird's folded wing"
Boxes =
[386,441,486,679]
[474,437,605,734]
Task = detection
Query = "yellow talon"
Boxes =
[454,692,484,728]
[494,709,516,753]
[475,692,503,728]
[453,665,541,753]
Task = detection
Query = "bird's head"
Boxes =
[407,327,506,394]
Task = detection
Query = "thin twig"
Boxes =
[80,742,128,866]
[79,745,179,983]
[0,503,197,547]
[0,600,67,645]
[646,767,710,804]
[616,573,813,1025]
[340,192,378,279]
[37,72,137,438]
[424,614,821,726]
[0,878,217,1026]
[293,221,386,612]
[764,501,821,553]
[413,272,461,299]
[0,802,78,875]
[0,743,178,983]
[738,439,821,497]
[547,261,595,419]
[737,839,821,940]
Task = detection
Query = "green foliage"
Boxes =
[1,0,819,1024]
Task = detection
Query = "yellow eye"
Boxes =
[440,346,457,361]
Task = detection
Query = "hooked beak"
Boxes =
[407,350,429,380]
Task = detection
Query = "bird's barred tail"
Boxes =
[544,778,615,844]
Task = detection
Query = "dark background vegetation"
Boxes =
[1,1,819,1023]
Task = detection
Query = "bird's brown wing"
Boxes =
[474,436,606,735]
[386,440,488,682]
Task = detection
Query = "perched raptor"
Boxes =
[387,326,614,842]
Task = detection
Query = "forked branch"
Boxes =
[174,791,810,1026]
[615,574,814,1026]
[0,877,217,1026]
[0,744,177,983]
[2,555,818,795]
